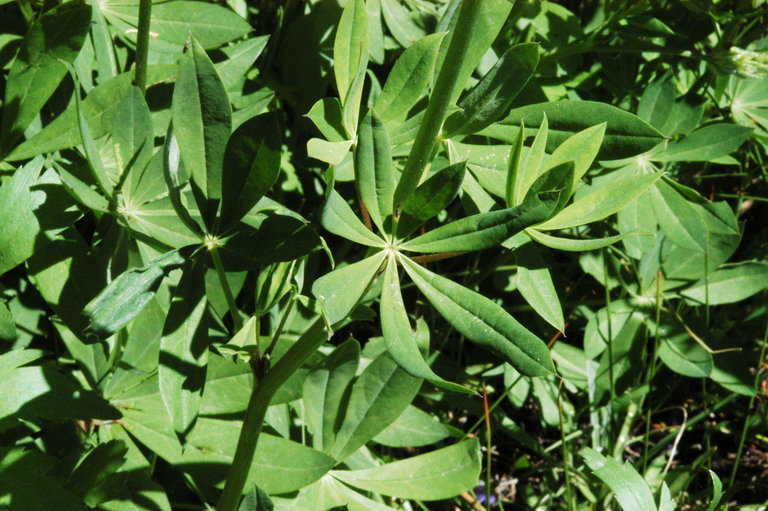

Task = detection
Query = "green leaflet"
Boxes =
[219,112,282,231]
[680,262,768,305]
[312,251,387,325]
[333,0,368,101]
[536,172,662,231]
[302,340,361,452]
[329,352,421,461]
[114,86,154,201]
[524,229,632,252]
[100,0,252,52]
[401,191,558,253]
[432,0,513,104]
[178,418,336,495]
[331,438,480,501]
[513,115,548,206]
[0,358,119,423]
[373,405,453,447]
[172,35,232,231]
[7,65,177,161]
[401,257,554,376]
[653,124,752,162]
[163,124,206,238]
[443,43,539,137]
[374,33,444,124]
[515,242,564,332]
[482,101,665,160]
[396,162,465,239]
[158,258,208,438]
[0,158,48,275]
[355,111,395,233]
[306,98,348,141]
[0,1,92,154]
[320,189,386,248]
[579,447,656,511]
[380,259,469,393]
[545,123,605,189]
[83,249,187,340]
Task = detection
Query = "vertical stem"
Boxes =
[392,0,483,211]
[557,380,574,511]
[481,382,493,507]
[217,319,328,511]
[134,0,153,94]
[728,314,768,490]
[603,250,616,447]
[642,270,664,473]
[210,247,243,332]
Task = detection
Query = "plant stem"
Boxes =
[210,247,243,332]
[557,381,574,511]
[134,0,153,94]
[728,313,768,490]
[392,0,483,211]
[217,318,328,511]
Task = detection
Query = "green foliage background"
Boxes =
[0,0,766,510]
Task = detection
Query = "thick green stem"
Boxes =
[134,0,152,94]
[210,247,243,332]
[217,319,328,511]
[392,0,483,211]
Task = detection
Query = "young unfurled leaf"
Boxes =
[401,257,554,376]
[401,190,559,253]
[355,111,395,233]
[381,258,469,393]
[172,35,232,231]
[84,249,188,339]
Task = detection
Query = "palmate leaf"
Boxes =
[400,257,554,376]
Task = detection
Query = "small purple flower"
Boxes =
[474,481,498,507]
